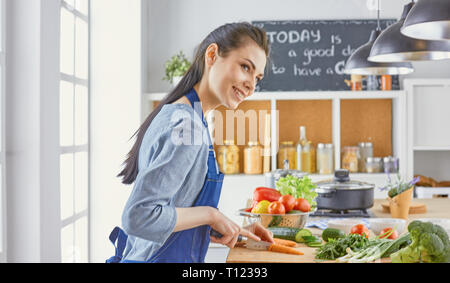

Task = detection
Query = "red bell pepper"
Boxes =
[253,187,282,203]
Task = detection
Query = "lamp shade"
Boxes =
[401,0,450,41]
[368,2,450,62]
[345,30,414,75]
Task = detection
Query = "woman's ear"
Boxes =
[205,43,219,66]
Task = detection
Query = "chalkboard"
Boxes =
[252,19,400,92]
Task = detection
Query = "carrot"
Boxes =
[273,238,297,247]
[268,244,304,255]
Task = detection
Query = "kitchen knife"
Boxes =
[210,229,272,251]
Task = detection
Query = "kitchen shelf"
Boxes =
[145,90,404,102]
[413,146,450,151]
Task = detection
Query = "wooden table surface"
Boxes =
[226,198,450,263]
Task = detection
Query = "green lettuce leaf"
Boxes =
[275,175,318,208]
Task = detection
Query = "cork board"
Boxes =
[212,101,271,173]
[277,100,333,147]
[341,99,392,157]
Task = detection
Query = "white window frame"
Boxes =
[59,0,90,263]
[0,0,6,263]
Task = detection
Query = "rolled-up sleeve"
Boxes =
[121,113,206,244]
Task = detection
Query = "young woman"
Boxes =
[107,22,273,263]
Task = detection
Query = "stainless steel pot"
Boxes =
[315,169,375,210]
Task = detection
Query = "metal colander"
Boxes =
[237,209,313,229]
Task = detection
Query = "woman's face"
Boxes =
[207,40,267,110]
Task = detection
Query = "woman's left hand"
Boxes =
[242,222,274,244]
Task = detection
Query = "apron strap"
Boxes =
[105,227,128,263]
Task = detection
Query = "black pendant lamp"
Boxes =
[368,1,450,62]
[401,0,450,41]
[344,29,414,75]
[345,0,414,75]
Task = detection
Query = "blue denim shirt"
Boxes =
[121,103,210,262]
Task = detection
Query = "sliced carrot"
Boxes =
[273,238,297,247]
[268,244,304,255]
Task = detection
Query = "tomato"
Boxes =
[268,201,286,215]
[350,224,370,238]
[294,198,311,212]
[379,228,399,240]
[278,195,296,212]
[253,187,282,203]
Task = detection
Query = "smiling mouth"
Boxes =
[233,86,246,102]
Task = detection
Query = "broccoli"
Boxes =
[390,220,450,263]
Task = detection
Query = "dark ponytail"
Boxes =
[118,22,270,184]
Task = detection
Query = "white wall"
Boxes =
[144,0,450,93]
[90,0,142,262]
[5,0,61,262]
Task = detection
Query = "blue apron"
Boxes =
[106,88,224,263]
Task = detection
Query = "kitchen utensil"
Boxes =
[315,169,375,210]
[381,201,427,214]
[210,229,272,251]
[368,218,407,235]
[237,209,313,229]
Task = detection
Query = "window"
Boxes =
[59,0,90,263]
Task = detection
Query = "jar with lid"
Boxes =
[342,146,360,173]
[365,157,383,173]
[278,141,296,170]
[244,141,263,174]
[358,142,373,173]
[317,143,334,175]
[217,140,240,174]
[384,156,399,173]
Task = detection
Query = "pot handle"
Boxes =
[316,188,337,198]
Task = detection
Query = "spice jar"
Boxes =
[244,141,263,175]
[381,75,392,91]
[358,142,373,173]
[278,141,296,170]
[217,140,240,174]
[316,143,334,175]
[365,157,383,173]
[342,146,360,173]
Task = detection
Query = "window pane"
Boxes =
[60,8,74,75]
[75,0,89,16]
[60,153,74,220]
[75,17,88,80]
[60,81,74,147]
[74,151,88,214]
[64,0,75,8]
[75,217,88,262]
[74,85,88,145]
[61,223,75,263]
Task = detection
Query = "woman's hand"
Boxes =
[209,209,261,248]
[243,222,275,244]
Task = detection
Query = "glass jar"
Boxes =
[278,141,296,170]
[342,146,360,173]
[217,140,240,174]
[384,156,399,173]
[244,141,263,175]
[358,142,373,173]
[317,143,334,175]
[365,157,383,173]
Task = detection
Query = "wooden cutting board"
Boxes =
[381,201,427,214]
[227,244,391,263]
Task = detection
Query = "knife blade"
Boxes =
[210,229,273,251]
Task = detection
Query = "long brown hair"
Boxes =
[118,22,270,184]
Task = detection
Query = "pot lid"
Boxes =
[316,169,375,190]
